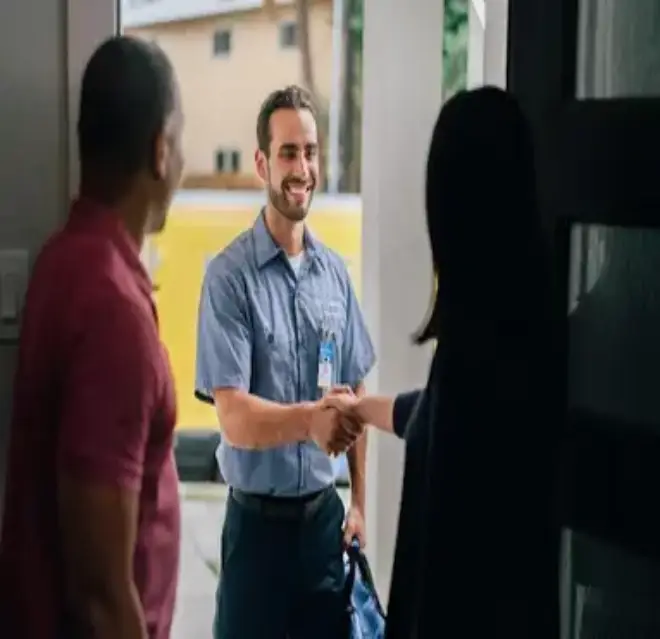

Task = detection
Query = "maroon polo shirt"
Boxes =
[0,198,180,638]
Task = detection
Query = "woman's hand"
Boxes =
[321,387,363,453]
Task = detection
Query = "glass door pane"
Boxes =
[577,0,660,98]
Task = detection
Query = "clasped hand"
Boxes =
[310,386,364,455]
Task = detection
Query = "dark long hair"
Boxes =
[415,86,546,344]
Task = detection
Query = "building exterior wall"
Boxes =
[125,2,333,176]
[121,0,263,28]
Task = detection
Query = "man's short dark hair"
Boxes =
[77,35,176,176]
[256,85,317,155]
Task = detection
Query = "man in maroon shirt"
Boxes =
[0,36,184,639]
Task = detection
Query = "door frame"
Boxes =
[66,0,119,200]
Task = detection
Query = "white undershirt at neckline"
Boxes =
[287,251,305,276]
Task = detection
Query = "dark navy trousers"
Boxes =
[213,486,347,639]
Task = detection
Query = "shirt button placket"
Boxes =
[294,293,306,494]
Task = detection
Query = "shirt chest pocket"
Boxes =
[253,319,294,385]
[304,296,347,353]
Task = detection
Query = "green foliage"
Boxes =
[443,0,468,99]
[348,0,363,48]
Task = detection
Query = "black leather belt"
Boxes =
[230,485,333,520]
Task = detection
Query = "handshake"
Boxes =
[309,386,365,456]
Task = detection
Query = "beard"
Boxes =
[267,177,315,223]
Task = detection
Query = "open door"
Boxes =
[508,0,660,636]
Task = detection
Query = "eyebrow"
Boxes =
[279,143,298,153]
[278,142,318,153]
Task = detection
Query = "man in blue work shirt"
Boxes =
[195,85,376,639]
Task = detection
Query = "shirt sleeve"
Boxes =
[195,258,252,403]
[393,390,424,439]
[58,297,158,491]
[340,277,376,388]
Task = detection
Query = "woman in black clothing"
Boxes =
[331,86,559,637]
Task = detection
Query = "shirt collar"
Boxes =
[68,197,153,298]
[252,209,320,269]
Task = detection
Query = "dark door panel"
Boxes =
[547,100,660,226]
[508,0,660,635]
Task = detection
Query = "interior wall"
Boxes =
[0,0,68,525]
[0,0,115,527]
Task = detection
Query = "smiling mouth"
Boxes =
[285,183,311,197]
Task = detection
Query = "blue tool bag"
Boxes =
[343,539,386,638]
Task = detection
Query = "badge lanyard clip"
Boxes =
[317,326,335,395]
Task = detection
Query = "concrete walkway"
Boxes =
[171,486,225,638]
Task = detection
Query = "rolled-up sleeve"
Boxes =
[195,256,252,403]
[340,278,376,388]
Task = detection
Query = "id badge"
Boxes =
[317,333,334,393]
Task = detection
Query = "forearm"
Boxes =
[81,582,146,639]
[355,395,396,433]
[347,383,367,509]
[58,480,146,639]
[347,430,367,510]
[215,389,315,449]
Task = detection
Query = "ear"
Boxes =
[254,149,268,184]
[152,129,169,180]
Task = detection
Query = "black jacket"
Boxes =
[385,345,559,638]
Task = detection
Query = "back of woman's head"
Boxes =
[417,86,548,343]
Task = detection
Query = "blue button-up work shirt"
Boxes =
[195,212,376,496]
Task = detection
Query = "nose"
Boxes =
[294,153,310,180]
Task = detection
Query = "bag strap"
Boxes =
[344,539,360,602]
[344,538,387,618]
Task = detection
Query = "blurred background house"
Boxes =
[124,0,342,191]
[123,0,467,192]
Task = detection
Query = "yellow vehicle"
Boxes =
[143,190,363,481]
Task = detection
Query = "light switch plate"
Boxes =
[0,249,29,343]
